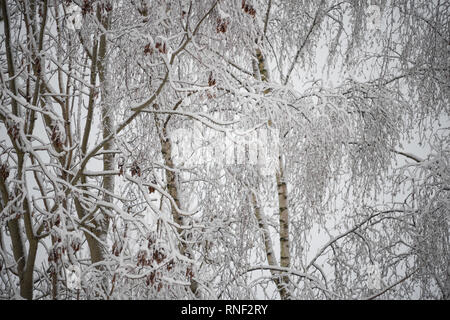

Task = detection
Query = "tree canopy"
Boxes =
[0,0,448,300]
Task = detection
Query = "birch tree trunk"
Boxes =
[158,115,200,297]
[277,156,291,294]
[251,41,291,299]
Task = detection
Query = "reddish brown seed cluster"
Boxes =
[130,161,141,177]
[53,214,61,227]
[48,246,63,264]
[206,91,216,100]
[242,0,256,16]
[153,249,166,264]
[166,259,175,271]
[216,17,229,33]
[136,248,167,267]
[208,72,216,86]
[147,234,155,248]
[155,41,167,54]
[146,271,157,286]
[136,249,150,266]
[145,271,165,292]
[144,43,153,55]
[71,239,81,253]
[81,0,94,16]
[134,234,197,290]
[185,265,194,280]
[148,182,156,194]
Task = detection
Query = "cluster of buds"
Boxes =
[185,264,194,281]
[152,249,166,264]
[148,180,157,194]
[242,0,256,16]
[145,271,164,292]
[143,43,153,55]
[137,236,176,289]
[52,214,61,227]
[70,237,81,253]
[136,249,151,267]
[136,247,169,267]
[155,41,167,54]
[48,245,63,264]
[206,91,216,100]
[146,270,158,286]
[216,17,229,33]
[144,40,168,55]
[147,234,155,248]
[130,161,141,177]
[81,0,94,16]
[208,72,216,87]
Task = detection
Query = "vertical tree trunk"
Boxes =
[251,193,290,299]
[159,123,200,297]
[97,6,113,258]
[251,44,291,299]
[72,6,113,297]
[277,156,290,294]
[0,0,41,299]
